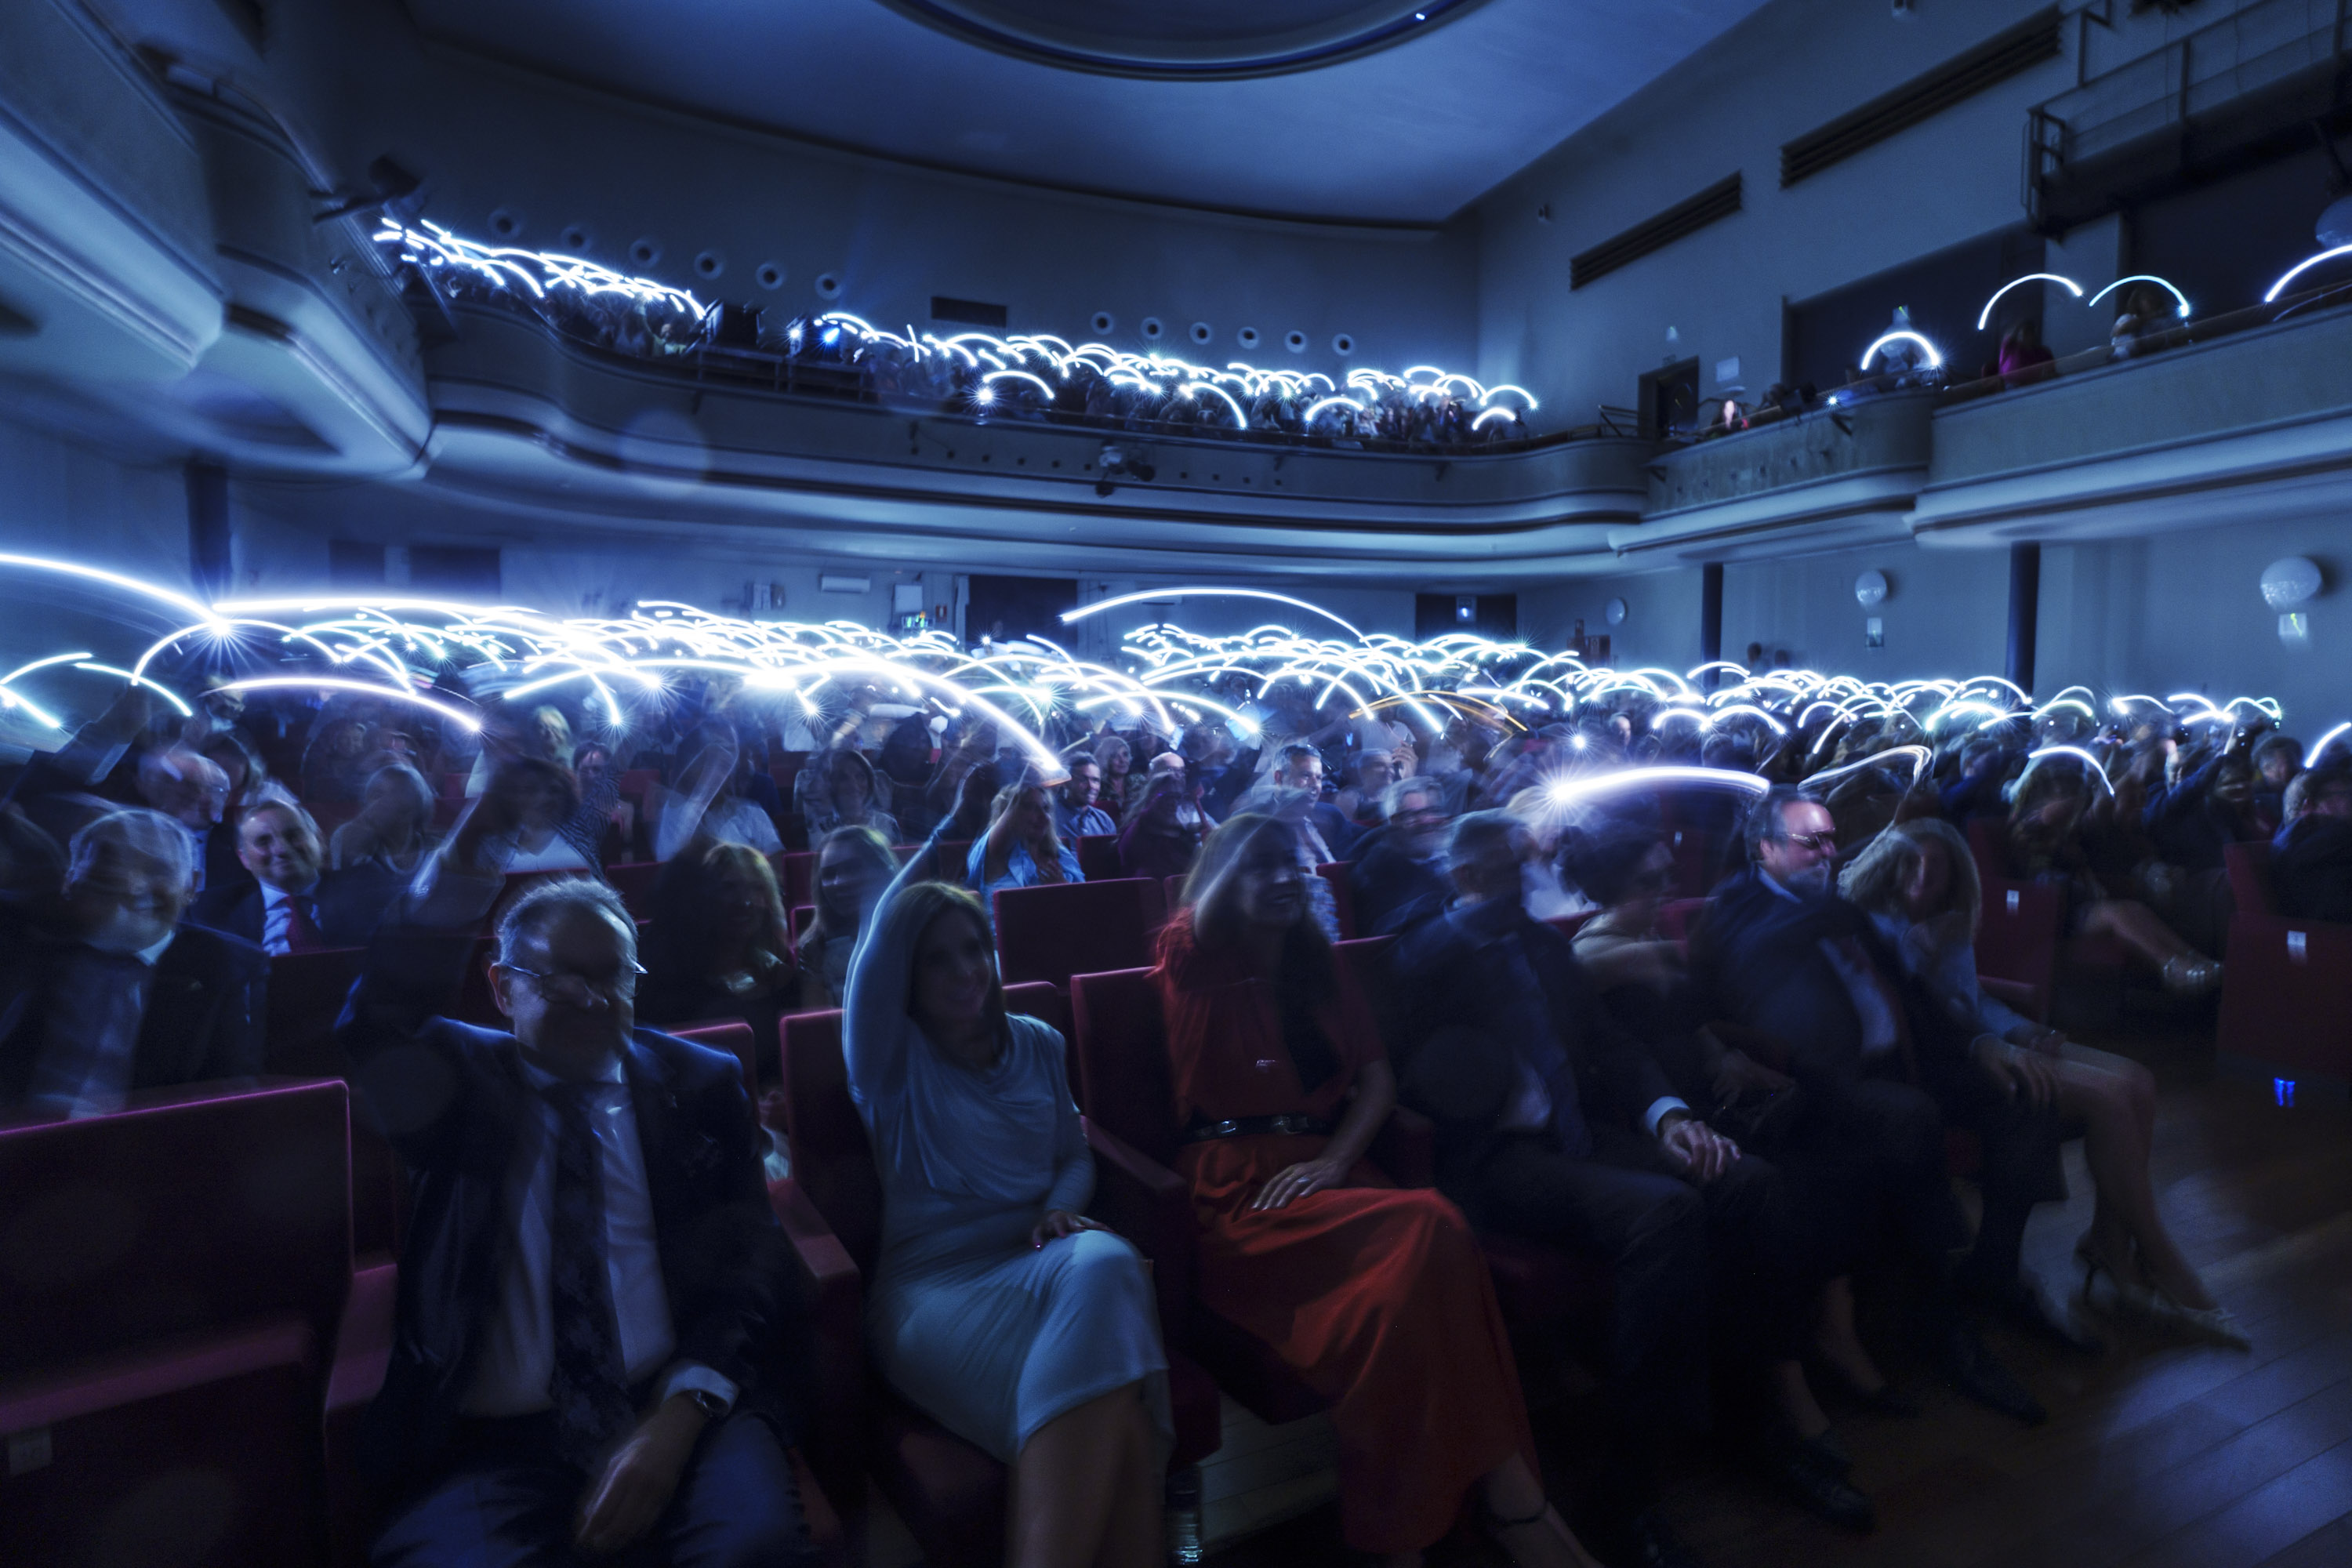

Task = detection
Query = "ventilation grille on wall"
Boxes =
[1570,176,1744,290]
[931,296,1008,328]
[1780,8,2062,187]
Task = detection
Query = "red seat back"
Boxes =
[0,1080,353,1380]
[1333,936,1395,1020]
[1069,967,1180,1167]
[772,851,817,909]
[263,947,405,1258]
[1316,862,1356,940]
[993,878,1167,991]
[605,860,662,916]
[779,1011,883,1277]
[674,1021,760,1104]
[2226,840,2275,916]
[1076,834,1123,884]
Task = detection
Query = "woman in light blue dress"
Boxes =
[845,854,1169,1567]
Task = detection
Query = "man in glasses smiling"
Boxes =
[338,791,815,1566]
[1693,786,2065,1429]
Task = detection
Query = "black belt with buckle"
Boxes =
[1183,1113,1336,1144]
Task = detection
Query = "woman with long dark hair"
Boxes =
[797,825,900,1011]
[637,838,799,1069]
[1153,814,1593,1568]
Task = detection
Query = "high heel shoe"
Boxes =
[2078,1233,2250,1348]
[2160,955,2222,994]
[2140,1288,2252,1350]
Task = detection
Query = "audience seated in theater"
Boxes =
[657,737,784,860]
[1938,740,2009,824]
[2251,732,2303,833]
[196,726,295,825]
[464,702,575,798]
[637,839,800,1077]
[2271,761,2352,924]
[1841,820,2243,1345]
[1504,788,1592,920]
[844,848,1171,1568]
[1115,769,1203,884]
[1334,749,1397,833]
[2109,284,2176,361]
[795,826,898,1011]
[2005,760,2221,992]
[471,757,611,876]
[191,799,400,953]
[1395,813,1871,1539]
[1154,814,1596,1568]
[2142,739,2267,936]
[339,833,814,1566]
[1091,732,1136,820]
[303,713,382,804]
[572,741,641,861]
[0,807,264,1117]
[1348,778,1454,937]
[1995,318,2056,388]
[1054,756,1117,840]
[1233,743,1354,861]
[794,745,901,848]
[9,689,238,895]
[972,778,1082,895]
[1691,788,2060,1422]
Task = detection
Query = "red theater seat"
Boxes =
[779,999,1218,1567]
[0,1080,354,1568]
[773,850,817,909]
[2218,840,2352,1080]
[605,859,662,915]
[263,947,405,1259]
[1075,833,1123,884]
[992,877,1167,992]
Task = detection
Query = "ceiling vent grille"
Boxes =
[1780,8,2061,187]
[1570,175,1744,290]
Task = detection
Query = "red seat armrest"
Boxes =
[1370,1105,1436,1189]
[768,1178,864,1501]
[1083,1120,1194,1342]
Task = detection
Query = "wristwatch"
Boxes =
[682,1388,728,1422]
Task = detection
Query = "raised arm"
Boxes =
[840,844,931,1106]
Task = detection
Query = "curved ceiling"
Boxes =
[403,0,1774,223]
[873,0,1477,77]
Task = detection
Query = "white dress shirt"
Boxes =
[461,1051,737,1418]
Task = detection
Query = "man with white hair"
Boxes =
[0,807,266,1116]
[1348,777,1454,936]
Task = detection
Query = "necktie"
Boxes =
[282,895,326,954]
[544,1083,634,1467]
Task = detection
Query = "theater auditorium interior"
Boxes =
[5,2,2352,1566]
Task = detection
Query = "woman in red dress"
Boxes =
[1153,813,1596,1568]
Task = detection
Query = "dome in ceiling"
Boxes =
[873,0,1475,76]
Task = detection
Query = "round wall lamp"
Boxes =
[629,237,662,267]
[1854,569,1889,608]
[1605,597,1628,627]
[694,250,725,280]
[1283,329,1308,353]
[1331,332,1356,356]
[2263,556,2324,647]
[1235,326,1260,349]
[814,272,843,299]
[1090,310,1116,334]
[1189,321,1213,345]
[559,223,593,252]
[754,262,786,289]
[489,207,525,239]
[1140,317,1164,340]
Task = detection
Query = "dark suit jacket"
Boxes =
[190,864,401,951]
[335,900,802,1487]
[1348,826,1448,937]
[0,911,267,1105]
[2272,815,2352,924]
[1389,896,1675,1197]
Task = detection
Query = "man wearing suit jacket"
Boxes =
[191,799,398,953]
[339,798,813,1566]
[0,808,265,1116]
[1389,812,1823,1562]
[1692,787,2064,1420]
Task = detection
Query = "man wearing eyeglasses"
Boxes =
[338,793,815,1566]
[1693,786,2064,1428]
